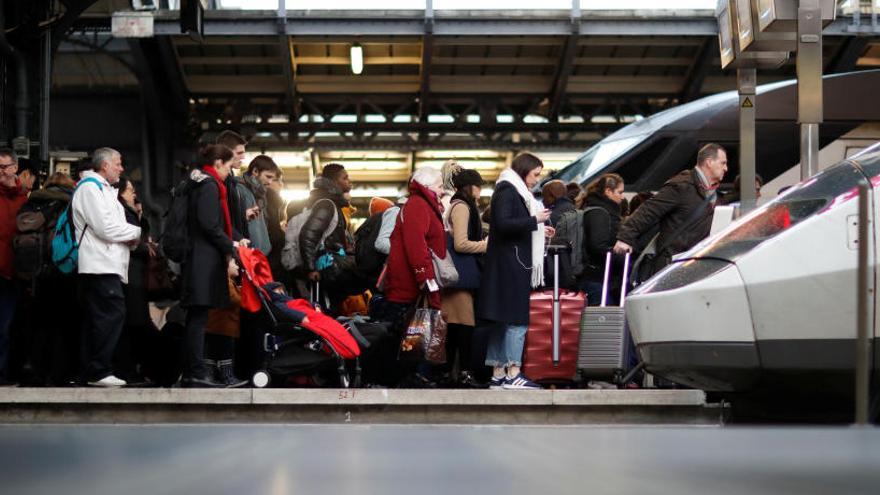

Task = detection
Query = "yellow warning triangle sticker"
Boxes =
[742,97,753,108]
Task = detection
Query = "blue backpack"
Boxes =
[51,177,103,274]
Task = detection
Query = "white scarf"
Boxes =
[497,168,545,288]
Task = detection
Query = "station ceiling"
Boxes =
[55,4,880,199]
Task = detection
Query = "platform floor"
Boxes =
[0,388,721,425]
[1,425,878,495]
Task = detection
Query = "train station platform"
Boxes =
[0,388,724,425]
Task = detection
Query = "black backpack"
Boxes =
[13,195,69,282]
[354,210,388,278]
[160,178,200,263]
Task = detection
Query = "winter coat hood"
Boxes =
[309,177,349,208]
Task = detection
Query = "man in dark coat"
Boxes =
[298,163,364,306]
[614,143,728,275]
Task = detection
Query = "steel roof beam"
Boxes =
[548,1,581,123]
[679,37,715,103]
[826,36,869,74]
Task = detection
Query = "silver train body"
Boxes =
[627,144,880,400]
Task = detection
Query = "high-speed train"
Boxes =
[539,70,880,194]
[626,144,880,405]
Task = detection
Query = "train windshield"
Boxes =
[636,161,868,294]
[690,162,868,262]
[551,135,645,185]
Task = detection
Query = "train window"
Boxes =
[852,145,880,178]
[691,162,867,262]
[613,137,675,185]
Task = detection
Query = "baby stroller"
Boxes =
[236,246,366,388]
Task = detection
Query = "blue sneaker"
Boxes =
[489,376,507,390]
[502,373,541,390]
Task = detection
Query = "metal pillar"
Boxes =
[40,29,51,164]
[738,68,757,213]
[856,182,871,426]
[797,0,823,179]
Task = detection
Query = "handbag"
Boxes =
[429,247,459,288]
[146,254,178,301]
[445,233,480,290]
[398,205,459,288]
[399,296,448,364]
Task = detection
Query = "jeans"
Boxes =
[79,274,126,382]
[484,323,527,368]
[0,278,18,380]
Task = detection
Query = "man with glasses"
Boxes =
[0,148,30,386]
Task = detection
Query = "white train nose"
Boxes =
[626,259,760,391]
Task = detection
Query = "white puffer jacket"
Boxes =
[71,171,141,283]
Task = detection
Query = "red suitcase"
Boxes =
[522,246,586,383]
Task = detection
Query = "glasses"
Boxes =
[0,163,16,170]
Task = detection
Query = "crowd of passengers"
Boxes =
[0,131,740,388]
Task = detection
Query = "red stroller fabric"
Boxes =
[238,245,275,313]
[237,246,360,359]
[285,299,361,359]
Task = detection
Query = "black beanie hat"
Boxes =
[452,168,485,190]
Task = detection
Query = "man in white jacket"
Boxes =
[72,148,141,387]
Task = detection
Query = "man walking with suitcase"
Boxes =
[613,143,727,278]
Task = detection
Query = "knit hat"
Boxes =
[451,169,485,190]
[368,196,395,216]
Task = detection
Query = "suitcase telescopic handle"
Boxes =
[619,252,631,308]
[600,251,631,308]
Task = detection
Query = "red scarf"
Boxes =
[201,165,233,237]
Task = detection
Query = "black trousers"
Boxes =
[184,306,210,380]
[78,274,126,382]
[445,323,475,374]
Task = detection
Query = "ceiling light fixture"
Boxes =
[350,43,364,75]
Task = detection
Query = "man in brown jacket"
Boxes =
[613,143,728,274]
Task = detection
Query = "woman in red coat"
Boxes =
[380,166,445,387]
[384,166,446,309]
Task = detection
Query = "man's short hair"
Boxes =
[216,130,247,150]
[247,155,280,176]
[0,147,17,164]
[321,163,346,181]
[697,143,725,166]
[92,147,120,172]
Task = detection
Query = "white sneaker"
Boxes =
[89,375,127,387]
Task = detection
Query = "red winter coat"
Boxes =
[0,179,28,280]
[384,181,446,309]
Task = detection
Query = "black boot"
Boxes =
[218,359,249,388]
[180,359,225,388]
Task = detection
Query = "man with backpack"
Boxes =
[72,148,142,387]
[0,148,30,386]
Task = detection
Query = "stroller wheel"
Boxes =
[252,371,270,388]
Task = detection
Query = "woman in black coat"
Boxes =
[580,173,626,306]
[476,153,553,390]
[180,144,241,388]
[114,177,153,384]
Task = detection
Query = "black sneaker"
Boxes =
[458,371,486,389]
